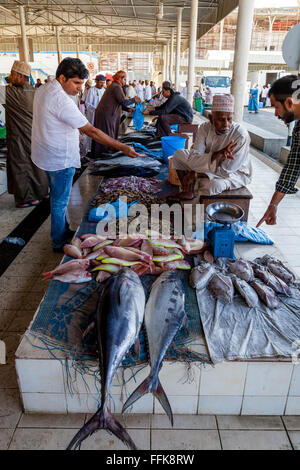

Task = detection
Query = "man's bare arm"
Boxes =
[79,122,139,158]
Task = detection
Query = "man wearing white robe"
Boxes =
[85,74,106,151]
[171,94,252,199]
[144,80,152,101]
[136,80,144,101]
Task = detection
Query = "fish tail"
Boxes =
[66,407,137,450]
[122,376,152,414]
[122,376,173,426]
[154,379,174,426]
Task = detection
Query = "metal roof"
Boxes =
[0,0,239,52]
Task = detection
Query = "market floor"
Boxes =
[0,152,300,450]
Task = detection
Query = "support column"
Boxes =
[219,19,224,51]
[55,26,62,65]
[19,5,29,63]
[187,0,198,105]
[76,36,80,59]
[231,0,255,123]
[117,52,121,70]
[169,27,175,85]
[163,44,167,82]
[175,7,183,91]
[166,40,170,82]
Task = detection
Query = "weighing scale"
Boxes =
[206,202,244,259]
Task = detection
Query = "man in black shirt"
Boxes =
[142,81,193,137]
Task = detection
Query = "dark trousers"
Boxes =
[156,114,189,137]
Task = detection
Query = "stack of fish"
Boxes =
[190,254,295,309]
[89,155,162,178]
[43,233,205,284]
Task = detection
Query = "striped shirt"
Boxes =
[276,120,300,194]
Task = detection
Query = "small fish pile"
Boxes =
[91,190,163,211]
[43,233,205,284]
[99,176,161,195]
[190,254,295,310]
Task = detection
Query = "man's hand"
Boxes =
[142,109,150,115]
[122,145,139,158]
[256,204,277,227]
[212,140,237,162]
[147,107,155,112]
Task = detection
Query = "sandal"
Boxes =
[16,200,40,208]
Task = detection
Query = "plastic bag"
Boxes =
[133,102,146,131]
[200,221,274,245]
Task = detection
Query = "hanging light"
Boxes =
[156,2,163,20]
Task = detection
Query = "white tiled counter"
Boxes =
[15,331,300,416]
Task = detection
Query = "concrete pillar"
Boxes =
[219,19,224,51]
[117,52,121,70]
[187,0,198,105]
[166,40,170,82]
[76,37,80,59]
[163,44,167,81]
[19,5,29,63]
[175,7,183,91]
[55,26,62,65]
[267,16,276,51]
[170,27,175,85]
[231,0,255,123]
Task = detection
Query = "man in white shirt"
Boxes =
[180,81,188,99]
[84,74,106,150]
[171,94,251,200]
[126,82,137,99]
[31,57,138,251]
[85,74,106,125]
[144,80,152,101]
[135,80,144,101]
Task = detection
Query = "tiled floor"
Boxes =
[0,150,300,450]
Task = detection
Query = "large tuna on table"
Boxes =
[66,268,145,450]
[121,271,185,426]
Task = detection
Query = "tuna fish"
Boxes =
[122,271,185,425]
[66,268,145,450]
[252,264,292,296]
[250,279,280,309]
[209,273,234,304]
[259,255,295,285]
[189,263,215,290]
[228,259,254,282]
[231,276,259,308]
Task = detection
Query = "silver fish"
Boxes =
[122,271,185,425]
[66,268,145,450]
[252,264,292,296]
[209,272,234,304]
[228,259,254,282]
[256,255,295,285]
[189,263,215,290]
[232,276,259,308]
[250,279,280,310]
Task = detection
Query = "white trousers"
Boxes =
[172,149,246,196]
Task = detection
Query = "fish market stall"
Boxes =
[15,130,300,440]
